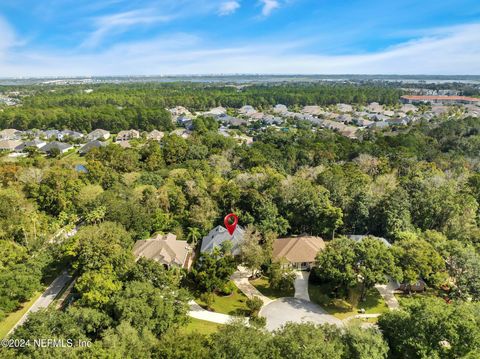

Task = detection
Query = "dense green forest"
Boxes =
[0,83,402,132]
[0,84,480,358]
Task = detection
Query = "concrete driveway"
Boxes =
[294,271,310,301]
[260,297,343,331]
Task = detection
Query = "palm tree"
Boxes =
[186,227,201,247]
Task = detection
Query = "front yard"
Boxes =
[181,318,222,335]
[308,282,389,320]
[250,276,294,299]
[195,282,249,316]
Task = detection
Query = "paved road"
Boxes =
[260,297,343,331]
[294,271,310,301]
[8,271,72,335]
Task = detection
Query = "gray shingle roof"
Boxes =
[200,225,245,255]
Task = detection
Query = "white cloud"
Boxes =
[1,23,480,76]
[260,0,280,16]
[81,9,172,48]
[218,1,240,16]
[0,17,16,54]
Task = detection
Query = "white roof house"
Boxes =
[86,129,111,141]
[205,106,227,116]
[0,129,22,140]
[348,235,392,247]
[200,225,245,255]
[147,130,165,141]
[39,141,73,154]
[116,130,140,142]
[15,139,46,151]
[238,105,257,116]
[273,104,288,114]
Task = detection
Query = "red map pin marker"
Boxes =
[224,213,238,235]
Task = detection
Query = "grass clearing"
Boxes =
[309,282,388,320]
[250,276,294,299]
[195,282,249,316]
[181,318,222,335]
[0,291,42,339]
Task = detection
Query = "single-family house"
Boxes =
[400,104,418,113]
[39,141,73,154]
[58,130,84,141]
[272,235,326,270]
[133,233,193,270]
[238,105,257,116]
[233,134,254,146]
[348,235,392,247]
[354,118,374,127]
[116,130,140,142]
[86,129,111,141]
[79,140,106,155]
[368,114,390,122]
[205,106,227,117]
[0,139,23,151]
[42,130,60,140]
[387,118,408,126]
[273,104,288,114]
[168,106,192,119]
[176,116,194,129]
[337,103,353,113]
[249,112,266,120]
[367,102,384,113]
[262,115,284,125]
[200,225,245,256]
[15,139,46,151]
[170,128,191,139]
[216,115,248,127]
[0,129,22,140]
[302,105,324,116]
[370,121,389,129]
[335,114,353,124]
[147,130,165,141]
[397,279,426,293]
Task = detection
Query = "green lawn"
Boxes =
[250,276,294,299]
[0,291,42,339]
[195,282,249,316]
[309,282,388,320]
[181,318,222,335]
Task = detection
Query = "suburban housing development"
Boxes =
[1,81,479,359]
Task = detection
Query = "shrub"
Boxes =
[220,281,236,296]
[200,292,215,310]
[249,315,267,328]
[269,262,296,293]
[246,296,264,316]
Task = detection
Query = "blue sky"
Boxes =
[0,0,479,76]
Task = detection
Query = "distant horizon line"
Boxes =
[1,74,480,80]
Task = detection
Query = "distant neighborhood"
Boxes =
[1,95,479,155]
